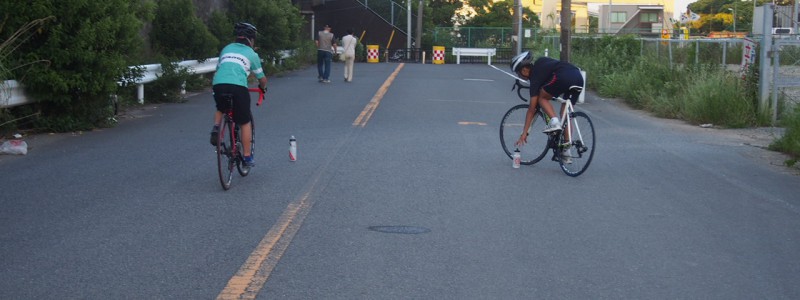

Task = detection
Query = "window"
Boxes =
[611,12,627,23]
[555,11,577,24]
[640,12,658,23]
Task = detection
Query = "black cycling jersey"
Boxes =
[527,56,581,100]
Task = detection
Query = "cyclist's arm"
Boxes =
[258,76,267,91]
[516,95,540,146]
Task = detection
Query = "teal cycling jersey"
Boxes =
[212,42,265,87]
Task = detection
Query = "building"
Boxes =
[524,0,675,34]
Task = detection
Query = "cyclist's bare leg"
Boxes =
[213,111,223,126]
[240,122,252,157]
[537,90,557,119]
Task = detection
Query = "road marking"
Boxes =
[216,192,313,300]
[426,99,505,104]
[217,128,355,299]
[353,63,405,127]
[458,121,488,126]
[463,78,494,82]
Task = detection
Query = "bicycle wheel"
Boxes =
[236,118,254,177]
[217,119,235,190]
[500,104,549,165]
[559,111,596,177]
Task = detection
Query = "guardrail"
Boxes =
[452,47,497,65]
[1,50,294,108]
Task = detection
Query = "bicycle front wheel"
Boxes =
[559,111,596,177]
[217,119,235,190]
[500,104,549,165]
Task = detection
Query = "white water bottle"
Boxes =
[289,136,297,161]
[512,149,521,169]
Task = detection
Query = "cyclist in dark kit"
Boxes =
[510,51,584,159]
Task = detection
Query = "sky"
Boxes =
[674,0,697,18]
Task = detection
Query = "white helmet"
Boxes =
[510,51,532,73]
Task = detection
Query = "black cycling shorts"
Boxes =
[213,84,251,125]
[542,67,584,105]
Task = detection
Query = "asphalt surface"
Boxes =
[1,62,799,299]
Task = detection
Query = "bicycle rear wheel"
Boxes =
[559,111,596,177]
[500,104,549,165]
[236,117,254,176]
[217,119,235,190]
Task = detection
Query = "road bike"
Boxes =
[499,80,596,177]
[216,87,265,190]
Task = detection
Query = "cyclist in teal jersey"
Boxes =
[210,22,267,167]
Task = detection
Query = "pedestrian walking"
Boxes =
[316,25,337,83]
[341,28,357,82]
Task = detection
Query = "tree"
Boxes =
[428,0,465,27]
[461,0,538,28]
[687,0,759,33]
[150,0,219,60]
[229,0,305,57]
[0,0,154,131]
[208,11,233,50]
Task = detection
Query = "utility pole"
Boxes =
[794,0,799,36]
[416,0,423,52]
[608,0,612,34]
[407,0,412,51]
[560,0,572,62]
[514,0,523,55]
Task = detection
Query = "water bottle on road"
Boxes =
[289,136,297,161]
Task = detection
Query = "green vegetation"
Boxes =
[571,35,799,164]
[1,0,153,132]
[770,106,800,165]
[0,0,308,134]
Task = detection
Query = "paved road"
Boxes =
[1,62,799,299]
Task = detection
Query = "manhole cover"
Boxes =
[368,225,431,234]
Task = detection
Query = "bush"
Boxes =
[681,68,756,127]
[770,106,800,161]
[573,36,762,129]
[143,61,194,103]
[1,0,153,132]
[150,0,219,60]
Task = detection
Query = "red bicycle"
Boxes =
[216,87,265,190]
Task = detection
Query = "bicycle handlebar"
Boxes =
[512,80,529,103]
[248,87,266,106]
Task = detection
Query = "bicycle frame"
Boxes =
[216,87,266,190]
[514,80,584,148]
[502,79,594,176]
[555,97,585,150]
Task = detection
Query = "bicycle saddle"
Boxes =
[554,86,583,103]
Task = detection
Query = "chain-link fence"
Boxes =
[428,25,800,116]
[768,39,800,117]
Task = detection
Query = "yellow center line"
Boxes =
[216,191,313,300]
[353,63,405,127]
[217,122,358,299]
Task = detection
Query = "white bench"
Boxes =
[452,47,497,65]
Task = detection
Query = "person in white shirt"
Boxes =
[341,28,358,82]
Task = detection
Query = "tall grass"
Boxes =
[770,106,800,165]
[680,68,757,127]
[572,35,800,162]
